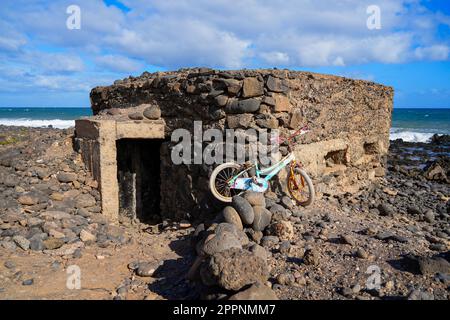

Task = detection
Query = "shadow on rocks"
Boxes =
[148,236,199,300]
[387,252,450,275]
[286,256,303,264]
[387,255,422,275]
[437,250,450,262]
[326,236,344,245]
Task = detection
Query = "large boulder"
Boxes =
[252,206,272,231]
[221,206,243,230]
[200,248,269,291]
[215,223,249,246]
[202,231,242,256]
[249,243,269,261]
[231,196,254,225]
[243,191,266,207]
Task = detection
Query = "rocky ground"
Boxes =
[0,125,448,300]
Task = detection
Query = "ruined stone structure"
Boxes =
[74,68,393,223]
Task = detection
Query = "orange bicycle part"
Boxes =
[288,162,311,204]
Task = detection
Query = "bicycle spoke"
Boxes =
[212,164,248,200]
[218,185,227,194]
[215,179,227,187]
[227,169,235,180]
[217,171,227,180]
[214,166,239,198]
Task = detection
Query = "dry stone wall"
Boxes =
[81,68,393,221]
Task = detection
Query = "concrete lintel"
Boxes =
[116,120,165,140]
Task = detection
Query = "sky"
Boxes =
[0,0,449,108]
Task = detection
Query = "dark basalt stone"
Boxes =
[225,98,261,114]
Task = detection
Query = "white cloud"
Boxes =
[260,52,290,65]
[95,54,143,72]
[38,53,85,72]
[32,73,115,92]
[119,0,448,68]
[414,45,450,61]
[0,20,27,52]
[105,19,251,68]
[34,75,64,90]
[0,0,448,97]
[0,36,27,52]
[257,32,414,67]
[333,57,345,67]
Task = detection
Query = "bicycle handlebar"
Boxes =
[273,125,310,145]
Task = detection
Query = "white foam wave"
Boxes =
[0,118,75,129]
[389,129,435,143]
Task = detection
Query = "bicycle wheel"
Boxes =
[209,162,248,202]
[288,165,315,206]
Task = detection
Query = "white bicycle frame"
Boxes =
[227,127,308,187]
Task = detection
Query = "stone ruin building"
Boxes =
[74,68,393,224]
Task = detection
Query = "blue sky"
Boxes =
[0,0,449,108]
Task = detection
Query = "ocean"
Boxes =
[0,107,448,143]
[0,107,91,129]
[390,108,450,142]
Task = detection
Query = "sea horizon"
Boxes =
[0,106,449,143]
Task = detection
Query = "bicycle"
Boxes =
[209,125,315,206]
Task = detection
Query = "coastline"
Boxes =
[0,107,92,130]
[1,107,449,142]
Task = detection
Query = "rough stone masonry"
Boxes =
[74,68,393,223]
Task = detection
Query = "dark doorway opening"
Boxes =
[116,139,163,223]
